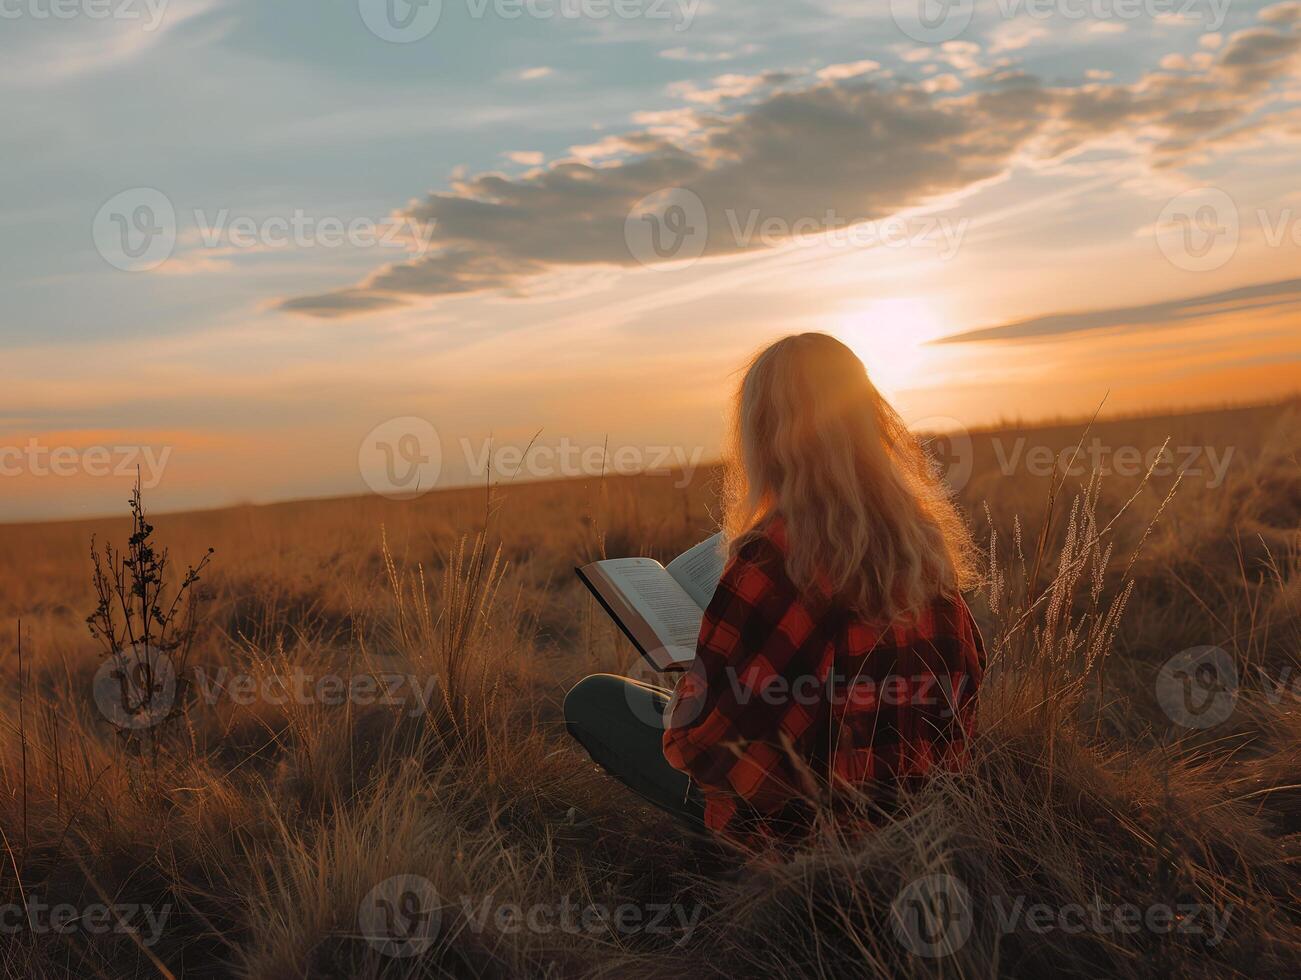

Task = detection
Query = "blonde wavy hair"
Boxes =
[723,332,975,622]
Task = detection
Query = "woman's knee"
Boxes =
[563,673,625,731]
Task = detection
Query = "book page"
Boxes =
[666,533,726,610]
[588,558,703,661]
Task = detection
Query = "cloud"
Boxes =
[815,60,881,81]
[277,289,410,319]
[666,70,794,105]
[1261,2,1301,27]
[922,73,963,94]
[660,44,761,63]
[505,150,545,165]
[1217,28,1301,89]
[278,15,1301,319]
[989,22,1049,54]
[939,40,982,74]
[0,0,227,86]
[934,277,1301,344]
[514,67,554,81]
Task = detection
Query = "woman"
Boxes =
[564,333,984,845]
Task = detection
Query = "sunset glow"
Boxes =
[837,298,948,398]
[2,2,1299,520]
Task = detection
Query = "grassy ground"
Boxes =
[0,399,1297,978]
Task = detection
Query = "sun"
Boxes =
[834,297,947,396]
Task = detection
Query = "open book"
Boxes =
[576,533,726,671]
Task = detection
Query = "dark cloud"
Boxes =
[934,277,1301,344]
[277,289,408,318]
[279,13,1301,319]
[1217,28,1301,89]
[1260,2,1301,27]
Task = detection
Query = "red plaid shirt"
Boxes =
[663,517,984,842]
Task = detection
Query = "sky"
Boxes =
[2,0,1299,521]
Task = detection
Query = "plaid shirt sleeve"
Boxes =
[662,534,830,828]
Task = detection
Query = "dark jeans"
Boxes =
[563,673,705,826]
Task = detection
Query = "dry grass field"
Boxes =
[0,399,1297,978]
